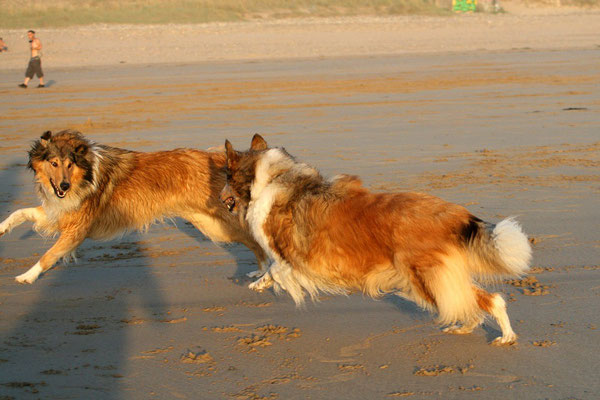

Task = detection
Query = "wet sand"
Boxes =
[1,12,599,400]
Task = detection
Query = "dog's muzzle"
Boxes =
[223,196,236,212]
[50,179,69,198]
[220,183,237,213]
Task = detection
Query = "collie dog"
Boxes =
[0,130,266,284]
[220,135,532,345]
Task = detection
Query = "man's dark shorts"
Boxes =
[25,56,43,79]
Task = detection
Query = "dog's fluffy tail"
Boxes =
[465,217,532,281]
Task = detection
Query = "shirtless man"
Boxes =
[19,30,45,88]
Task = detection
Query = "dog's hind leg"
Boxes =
[0,207,46,237]
[475,288,517,346]
[409,253,486,337]
[15,230,86,284]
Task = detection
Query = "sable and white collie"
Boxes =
[0,130,266,284]
[220,135,532,345]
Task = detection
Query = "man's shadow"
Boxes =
[0,159,167,399]
[1,238,167,399]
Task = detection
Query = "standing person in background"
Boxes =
[19,30,45,88]
[0,37,7,52]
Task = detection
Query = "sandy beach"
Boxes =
[1,4,600,71]
[0,4,599,399]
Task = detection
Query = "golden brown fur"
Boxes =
[222,135,532,345]
[0,130,266,284]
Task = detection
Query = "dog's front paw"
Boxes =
[15,264,43,284]
[491,334,517,346]
[15,273,38,284]
[246,270,265,279]
[0,222,8,237]
[248,274,273,292]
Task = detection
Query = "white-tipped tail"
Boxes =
[491,218,532,276]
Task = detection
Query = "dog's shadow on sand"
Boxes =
[383,293,503,343]
[0,159,25,249]
[481,322,504,342]
[175,219,260,285]
[382,294,430,321]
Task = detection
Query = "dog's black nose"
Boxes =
[60,181,70,191]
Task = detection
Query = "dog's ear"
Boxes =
[40,131,52,147]
[75,143,88,156]
[250,134,267,151]
[225,140,239,170]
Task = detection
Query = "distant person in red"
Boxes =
[0,37,7,52]
[19,30,45,88]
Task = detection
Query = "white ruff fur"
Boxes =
[41,191,82,228]
[246,184,281,262]
[246,150,289,265]
[249,149,287,199]
[246,149,326,305]
[247,148,315,260]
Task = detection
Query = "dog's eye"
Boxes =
[67,163,73,169]
[51,162,58,168]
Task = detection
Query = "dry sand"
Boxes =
[0,3,599,70]
[0,4,599,399]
